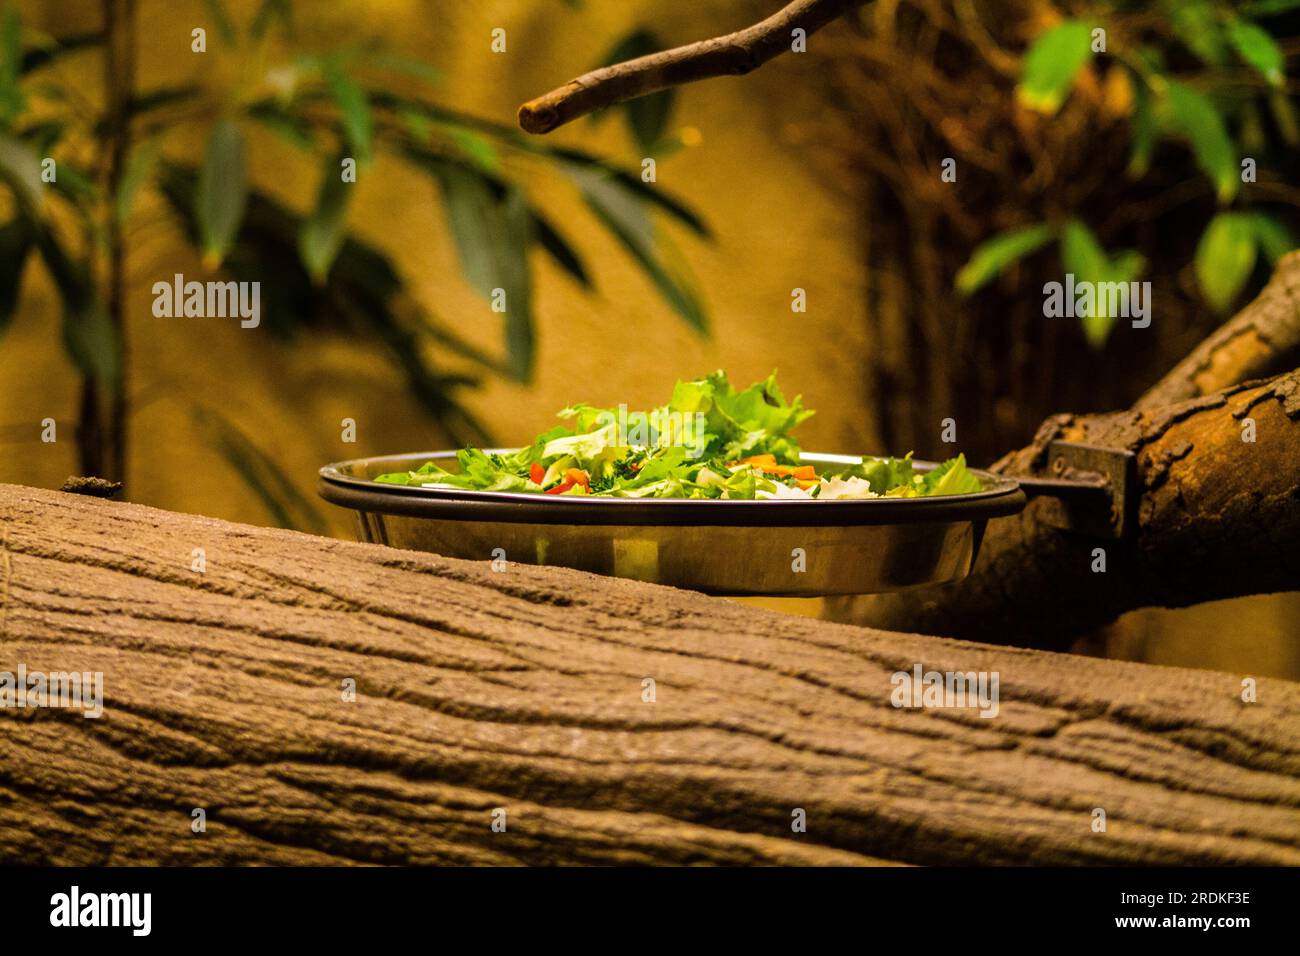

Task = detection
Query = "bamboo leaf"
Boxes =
[1165,0,1229,65]
[1017,20,1093,114]
[246,99,316,149]
[594,29,674,153]
[532,209,590,287]
[0,129,44,211]
[1226,19,1284,86]
[1161,81,1238,203]
[434,163,535,379]
[323,60,372,163]
[0,214,33,334]
[1250,212,1296,263]
[251,0,293,40]
[115,135,163,224]
[192,405,327,534]
[1060,219,1141,348]
[35,226,120,385]
[298,153,354,282]
[0,6,24,119]
[202,0,237,45]
[365,52,442,86]
[955,223,1053,295]
[1127,74,1156,177]
[196,118,248,265]
[19,30,103,74]
[1195,212,1258,312]
[566,165,707,332]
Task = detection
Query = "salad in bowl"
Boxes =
[372,371,983,501]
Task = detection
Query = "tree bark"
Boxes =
[1136,251,1300,411]
[518,0,865,134]
[2,483,1298,865]
[826,366,1300,646]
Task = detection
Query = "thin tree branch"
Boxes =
[518,0,865,134]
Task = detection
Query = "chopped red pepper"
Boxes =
[529,462,545,484]
[545,480,576,495]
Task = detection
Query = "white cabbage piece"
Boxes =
[817,476,881,500]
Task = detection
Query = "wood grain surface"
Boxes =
[1,483,1297,865]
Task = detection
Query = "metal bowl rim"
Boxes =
[319,450,1027,528]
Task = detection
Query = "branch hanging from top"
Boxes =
[517,0,865,134]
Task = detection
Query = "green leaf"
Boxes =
[61,297,119,387]
[1161,81,1238,203]
[1249,212,1295,263]
[435,164,535,379]
[1016,20,1093,114]
[0,214,33,334]
[1195,212,1258,312]
[196,118,248,264]
[919,455,983,496]
[435,164,502,297]
[246,99,316,149]
[362,91,711,235]
[565,165,707,332]
[1226,19,1285,86]
[500,189,535,382]
[19,120,64,153]
[584,163,708,236]
[532,209,590,287]
[1127,74,1156,177]
[323,60,373,163]
[251,0,293,40]
[1060,219,1108,280]
[202,0,237,45]
[1242,0,1300,14]
[1060,219,1142,348]
[594,29,673,153]
[115,135,163,224]
[365,52,442,87]
[50,161,96,204]
[955,223,1053,295]
[1165,0,1229,65]
[192,405,327,534]
[445,127,499,173]
[1269,88,1299,147]
[19,30,103,75]
[0,6,24,119]
[298,154,354,282]
[35,226,120,385]
[0,128,44,211]
[91,86,203,138]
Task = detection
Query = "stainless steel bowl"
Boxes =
[318,451,1026,596]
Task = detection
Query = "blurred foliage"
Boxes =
[0,0,709,526]
[960,0,1297,345]
[811,0,1300,464]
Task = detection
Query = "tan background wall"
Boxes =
[1,0,868,530]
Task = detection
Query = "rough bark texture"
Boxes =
[2,483,1298,865]
[827,368,1300,646]
[1136,251,1300,411]
[518,0,863,133]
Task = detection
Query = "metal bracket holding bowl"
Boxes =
[1016,440,1137,539]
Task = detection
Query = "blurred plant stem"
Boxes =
[78,0,134,482]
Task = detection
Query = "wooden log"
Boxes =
[1136,251,1300,411]
[828,366,1300,645]
[1,482,1298,865]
